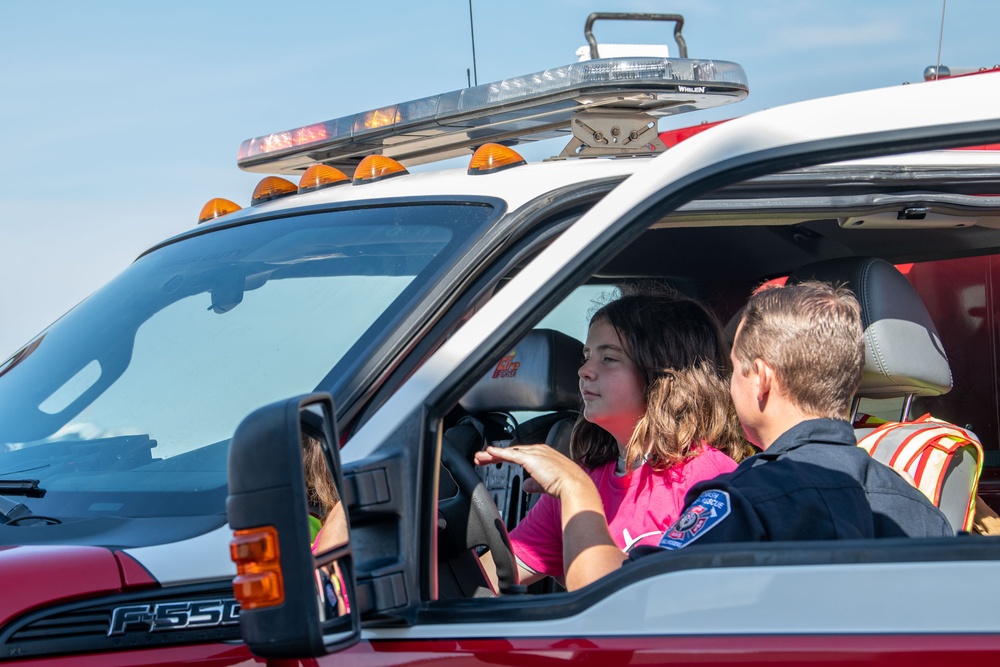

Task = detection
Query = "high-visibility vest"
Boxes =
[856,414,984,532]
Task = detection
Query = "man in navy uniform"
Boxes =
[477,281,951,592]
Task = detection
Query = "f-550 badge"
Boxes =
[108,598,240,635]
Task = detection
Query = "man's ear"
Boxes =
[753,358,774,404]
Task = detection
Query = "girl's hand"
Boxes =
[475,443,625,591]
[473,444,592,498]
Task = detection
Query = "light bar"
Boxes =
[237,57,748,174]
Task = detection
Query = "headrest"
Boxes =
[459,329,582,413]
[787,257,952,398]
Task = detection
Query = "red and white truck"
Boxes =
[2,13,1000,666]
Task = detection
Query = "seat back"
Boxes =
[457,328,583,528]
[788,257,982,532]
[856,416,983,531]
[789,256,952,400]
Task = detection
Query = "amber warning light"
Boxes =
[468,143,527,175]
[230,526,285,610]
[198,198,242,225]
[298,164,350,193]
[353,155,408,184]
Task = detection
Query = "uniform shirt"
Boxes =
[640,418,952,553]
[512,445,737,579]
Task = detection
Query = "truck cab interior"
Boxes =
[435,160,1000,598]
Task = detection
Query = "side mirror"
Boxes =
[226,392,359,658]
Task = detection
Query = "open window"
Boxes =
[424,193,1000,607]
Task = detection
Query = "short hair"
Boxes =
[733,280,864,419]
[572,291,748,471]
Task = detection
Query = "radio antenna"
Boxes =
[934,0,947,80]
[468,0,479,86]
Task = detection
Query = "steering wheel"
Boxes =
[438,439,519,594]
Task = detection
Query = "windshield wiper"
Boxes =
[0,482,60,525]
[0,496,32,524]
[0,479,45,498]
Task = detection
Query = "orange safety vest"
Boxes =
[856,414,984,532]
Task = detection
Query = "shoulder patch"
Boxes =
[658,490,731,550]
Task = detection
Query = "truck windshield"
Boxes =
[0,202,493,528]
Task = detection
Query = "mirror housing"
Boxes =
[227,392,359,658]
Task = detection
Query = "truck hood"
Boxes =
[0,545,156,626]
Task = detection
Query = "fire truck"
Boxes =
[2,12,1000,666]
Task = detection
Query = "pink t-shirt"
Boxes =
[509,445,737,579]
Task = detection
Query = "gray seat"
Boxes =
[460,328,582,416]
[458,328,583,528]
[788,257,981,532]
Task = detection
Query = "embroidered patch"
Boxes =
[658,490,731,550]
[492,350,520,378]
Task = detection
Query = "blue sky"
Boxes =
[2,0,999,358]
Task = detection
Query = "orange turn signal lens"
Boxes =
[251,176,298,205]
[468,143,526,175]
[233,570,284,610]
[298,164,350,193]
[230,527,284,609]
[198,198,242,224]
[230,527,279,563]
[353,155,408,184]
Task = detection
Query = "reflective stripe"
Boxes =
[858,416,984,531]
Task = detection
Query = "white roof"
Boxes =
[213,156,655,226]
